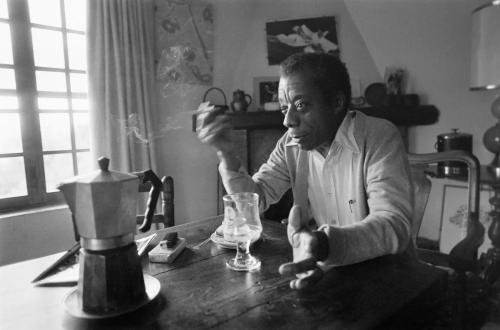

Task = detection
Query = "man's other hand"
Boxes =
[279,205,324,289]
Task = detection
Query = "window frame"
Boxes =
[0,0,88,212]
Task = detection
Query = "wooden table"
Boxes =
[0,216,449,329]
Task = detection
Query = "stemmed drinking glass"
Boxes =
[223,192,262,271]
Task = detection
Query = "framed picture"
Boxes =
[253,76,280,110]
[265,16,339,65]
[439,185,493,257]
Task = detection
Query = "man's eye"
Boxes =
[280,105,288,114]
[296,102,305,110]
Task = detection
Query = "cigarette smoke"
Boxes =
[114,46,202,147]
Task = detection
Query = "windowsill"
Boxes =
[0,203,68,220]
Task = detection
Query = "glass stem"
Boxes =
[235,240,252,265]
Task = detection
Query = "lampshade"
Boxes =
[470,1,500,91]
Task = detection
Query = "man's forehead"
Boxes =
[278,75,311,95]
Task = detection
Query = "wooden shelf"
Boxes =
[192,111,286,131]
[192,105,440,131]
[226,111,286,130]
[352,105,440,127]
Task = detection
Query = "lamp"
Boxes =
[471,1,500,175]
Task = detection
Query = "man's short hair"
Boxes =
[279,52,351,113]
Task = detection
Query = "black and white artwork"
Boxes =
[266,16,339,65]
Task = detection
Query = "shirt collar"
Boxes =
[285,110,360,153]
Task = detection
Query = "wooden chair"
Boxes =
[135,170,174,232]
[408,150,484,272]
[408,150,491,329]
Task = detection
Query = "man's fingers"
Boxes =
[197,118,230,140]
[279,258,317,276]
[288,205,302,233]
[289,267,324,290]
[196,110,229,132]
[196,109,219,128]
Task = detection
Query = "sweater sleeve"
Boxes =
[318,120,414,267]
[219,134,292,213]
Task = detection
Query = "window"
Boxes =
[0,0,90,211]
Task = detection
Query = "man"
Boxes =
[197,52,413,290]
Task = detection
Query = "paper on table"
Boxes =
[34,233,157,286]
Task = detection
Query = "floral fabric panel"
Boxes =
[155,0,213,86]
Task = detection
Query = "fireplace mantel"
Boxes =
[229,105,439,129]
[192,105,439,131]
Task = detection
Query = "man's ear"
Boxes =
[332,92,345,115]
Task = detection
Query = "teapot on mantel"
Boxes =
[231,89,252,112]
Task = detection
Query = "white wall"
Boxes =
[0,207,75,266]
[344,0,496,239]
[345,0,496,162]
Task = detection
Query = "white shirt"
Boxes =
[307,113,358,227]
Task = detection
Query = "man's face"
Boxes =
[278,72,341,151]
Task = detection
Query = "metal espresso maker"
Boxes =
[57,157,161,316]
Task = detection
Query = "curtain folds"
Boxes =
[86,0,157,173]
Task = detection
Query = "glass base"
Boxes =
[226,256,261,272]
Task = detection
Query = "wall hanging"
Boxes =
[265,16,339,66]
[155,0,214,86]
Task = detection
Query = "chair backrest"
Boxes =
[408,162,432,247]
[407,150,484,273]
[137,176,174,230]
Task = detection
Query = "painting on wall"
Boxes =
[155,0,214,86]
[439,185,493,258]
[265,16,339,66]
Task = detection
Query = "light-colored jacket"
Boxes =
[220,110,414,267]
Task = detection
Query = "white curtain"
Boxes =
[86,0,158,173]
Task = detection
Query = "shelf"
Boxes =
[192,111,285,131]
[192,105,440,131]
[352,105,440,127]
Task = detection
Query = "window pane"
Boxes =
[32,28,64,68]
[76,151,91,175]
[43,153,73,192]
[38,97,68,110]
[35,71,66,92]
[0,157,27,198]
[73,113,90,149]
[39,113,71,151]
[65,0,86,31]
[69,73,87,93]
[28,0,61,28]
[0,23,13,65]
[0,0,8,19]
[0,114,23,153]
[67,33,86,70]
[0,68,16,89]
[0,95,18,109]
[72,98,88,110]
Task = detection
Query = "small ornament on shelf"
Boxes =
[384,66,405,95]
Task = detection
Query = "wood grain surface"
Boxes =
[0,216,448,330]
